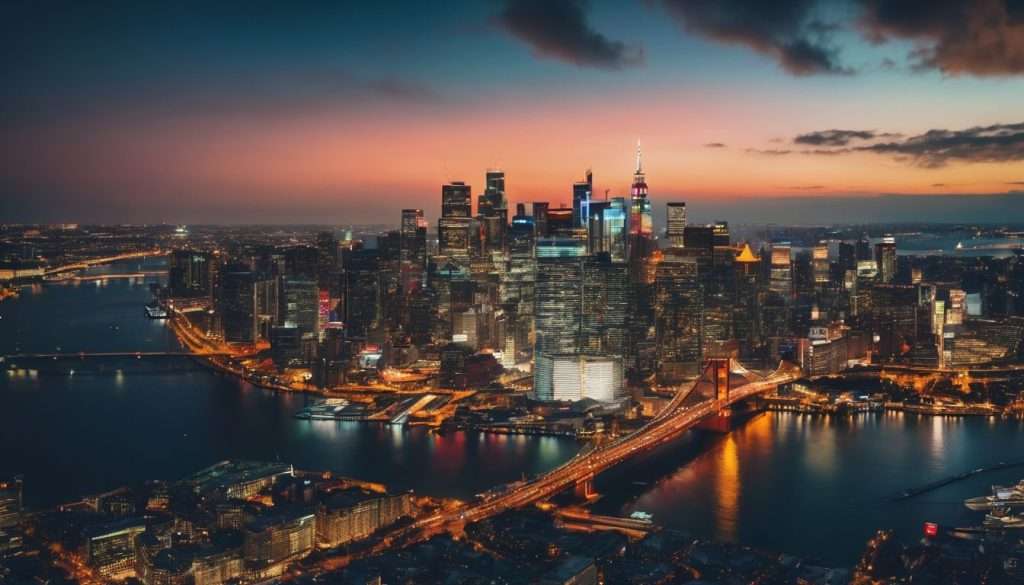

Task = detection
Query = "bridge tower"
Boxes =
[706,358,731,402]
[698,358,734,433]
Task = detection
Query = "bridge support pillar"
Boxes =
[574,474,598,501]
[696,408,733,433]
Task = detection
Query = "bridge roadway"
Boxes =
[43,250,165,276]
[2,351,231,360]
[337,361,802,562]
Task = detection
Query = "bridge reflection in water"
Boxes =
[339,358,802,563]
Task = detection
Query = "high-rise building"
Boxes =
[341,245,381,338]
[733,244,763,357]
[572,170,592,229]
[666,202,687,247]
[478,170,508,253]
[219,267,257,344]
[654,255,703,383]
[875,236,897,284]
[532,201,550,238]
[628,143,652,238]
[812,242,830,289]
[439,182,472,259]
[168,250,214,298]
[281,277,319,339]
[769,243,793,298]
[400,209,427,290]
[712,221,730,247]
[441,181,471,218]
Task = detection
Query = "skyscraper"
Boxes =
[875,236,897,284]
[628,143,652,238]
[400,208,427,290]
[478,170,507,253]
[666,202,687,247]
[219,267,258,344]
[654,255,703,383]
[572,169,592,229]
[439,182,472,259]
[769,243,793,298]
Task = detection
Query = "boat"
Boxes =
[983,507,1024,530]
[965,484,1024,511]
[145,303,168,319]
[629,511,654,522]
[955,241,964,250]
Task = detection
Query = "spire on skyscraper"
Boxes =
[635,140,642,174]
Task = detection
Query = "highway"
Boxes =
[42,250,165,276]
[324,360,802,566]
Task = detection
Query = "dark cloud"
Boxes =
[497,0,644,69]
[746,148,793,155]
[857,0,1024,76]
[794,129,900,146]
[786,185,825,190]
[1007,180,1024,185]
[657,0,853,75]
[794,122,1024,168]
[704,142,727,148]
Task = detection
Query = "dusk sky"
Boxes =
[3,0,1024,224]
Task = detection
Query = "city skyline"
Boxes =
[3,1,1024,224]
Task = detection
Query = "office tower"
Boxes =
[533,252,627,402]
[168,250,214,298]
[284,245,319,280]
[546,207,575,237]
[581,253,628,357]
[683,225,714,253]
[769,243,793,297]
[875,235,897,283]
[856,237,873,261]
[628,143,652,238]
[0,475,22,528]
[219,267,258,343]
[478,170,507,253]
[733,244,763,357]
[400,209,427,290]
[534,254,584,360]
[713,221,730,247]
[341,245,381,338]
[627,144,655,289]
[504,205,536,360]
[315,231,339,292]
[532,201,550,238]
[439,182,472,259]
[281,277,319,340]
[871,284,919,359]
[947,288,966,325]
[812,242,830,289]
[572,169,592,228]
[654,256,703,383]
[666,202,687,247]
[441,181,471,217]
[605,197,628,261]
[587,200,610,254]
